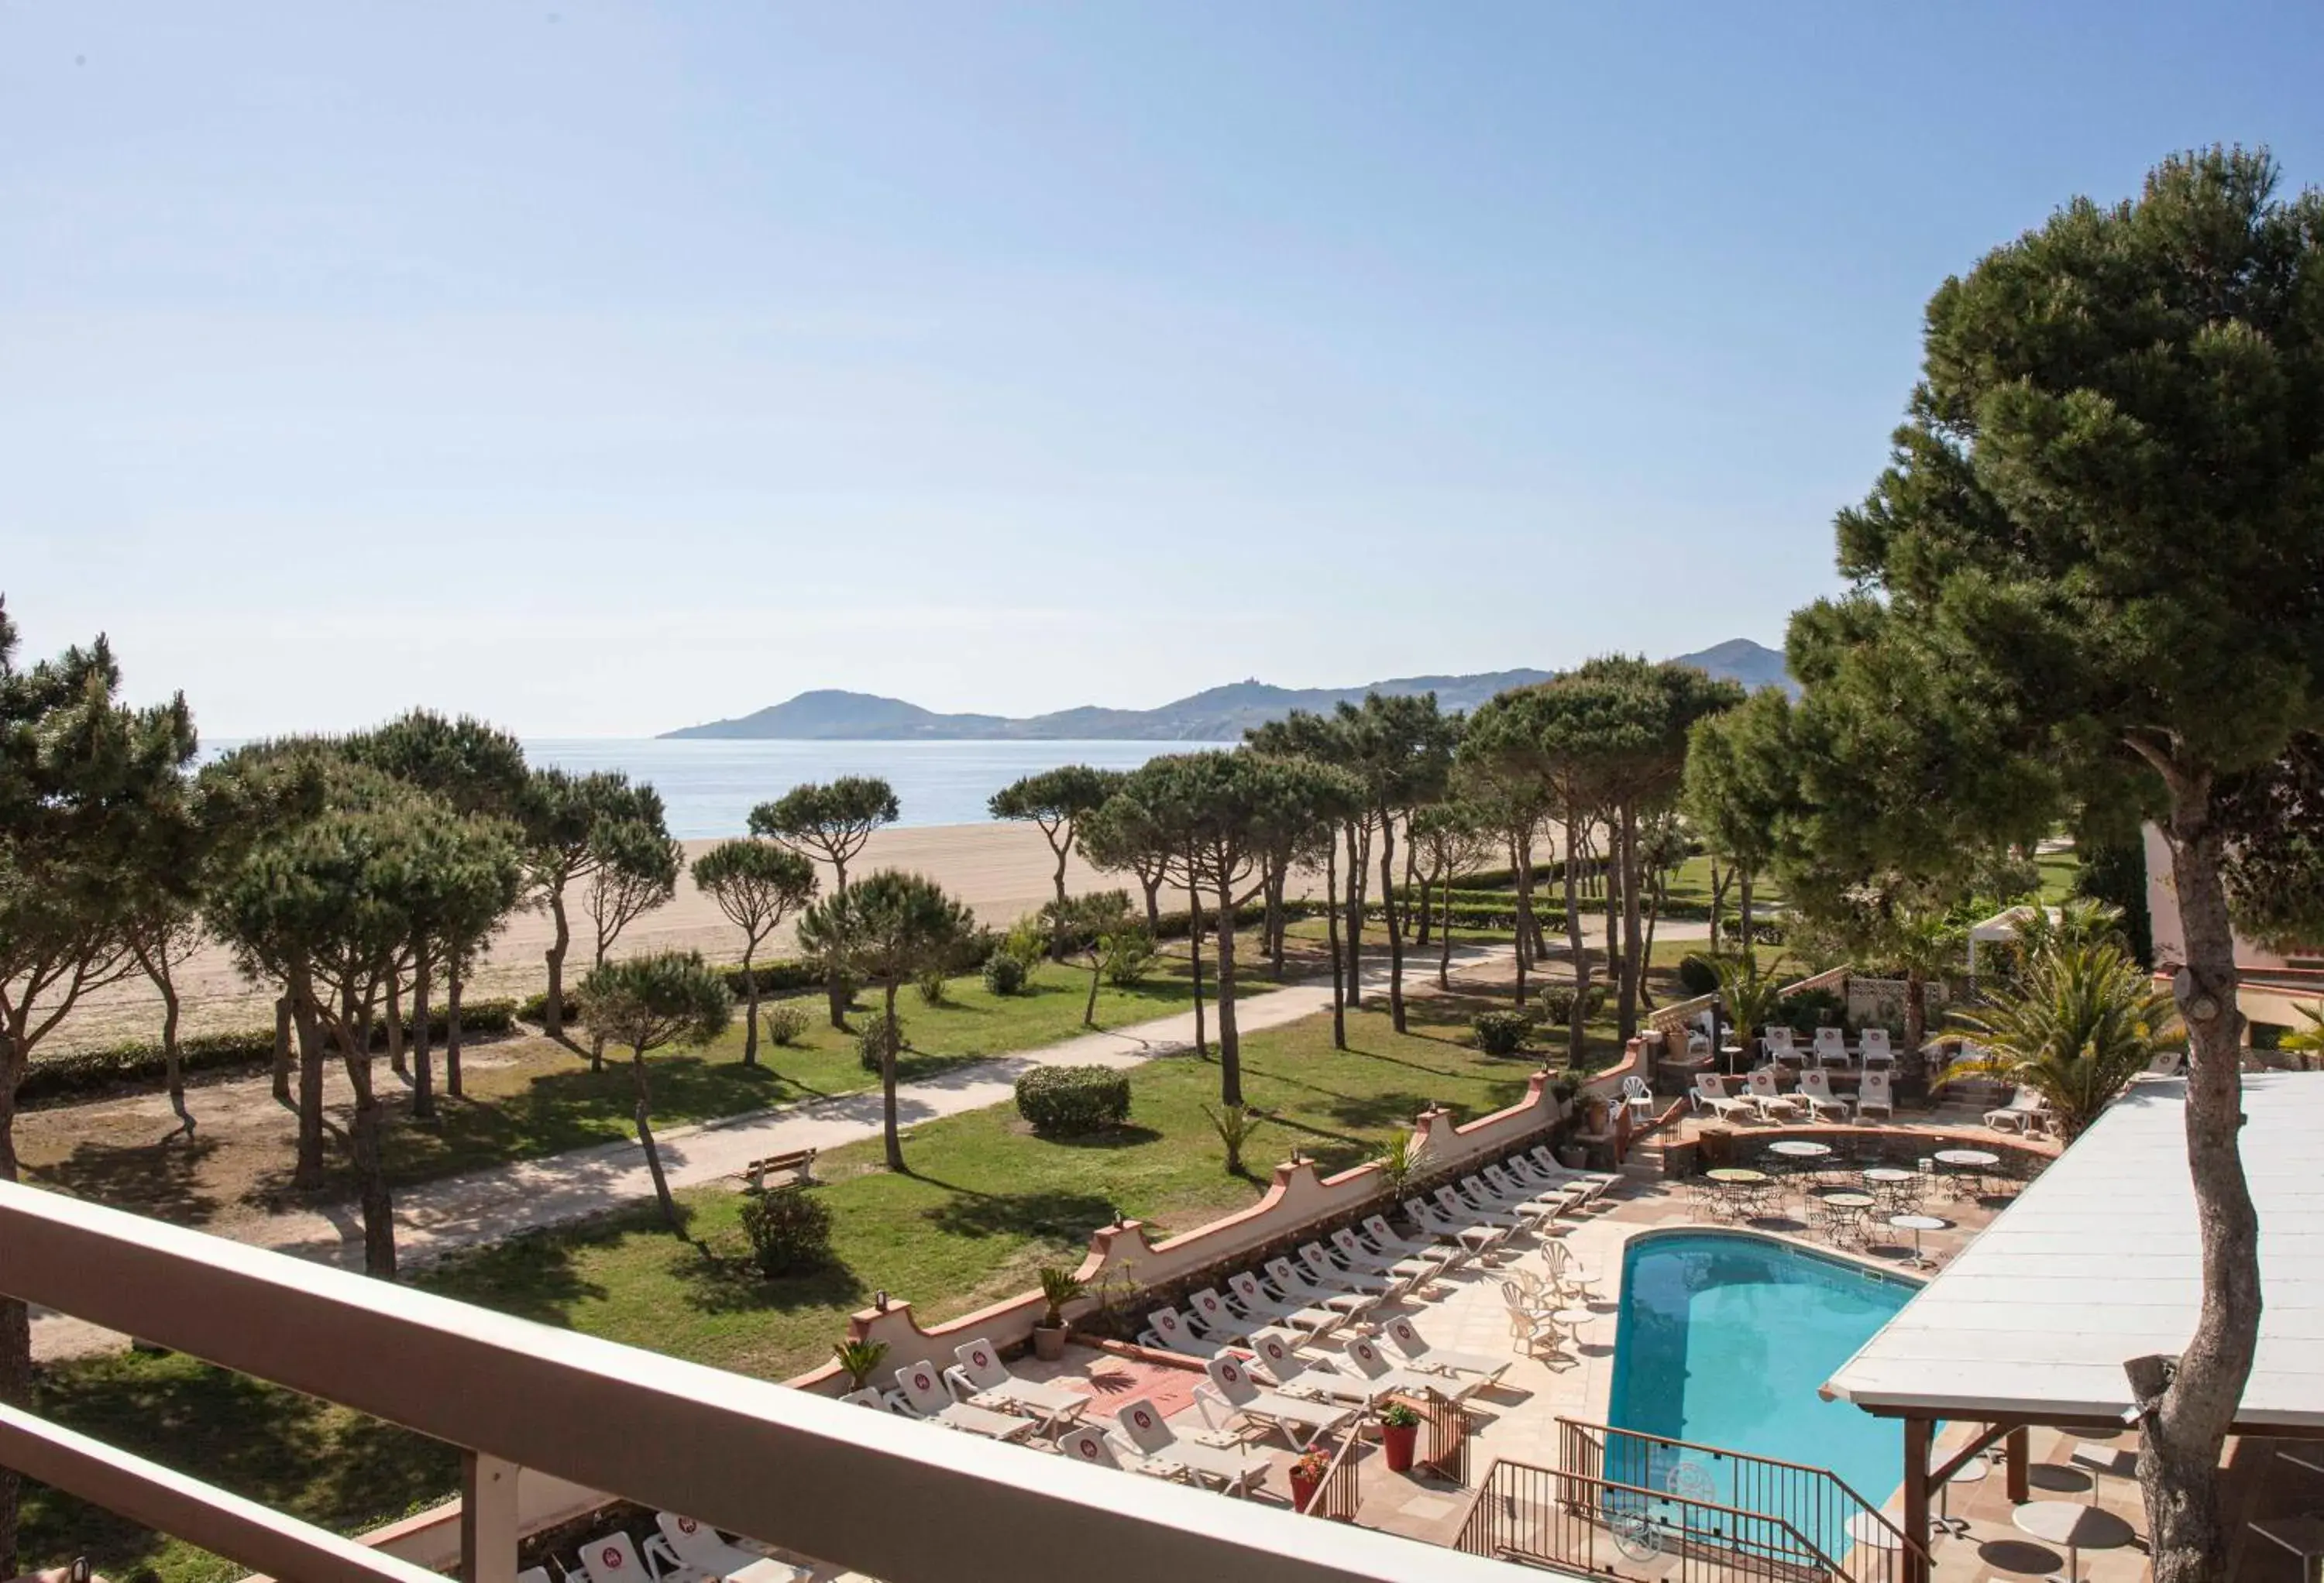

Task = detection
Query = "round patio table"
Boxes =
[1934,1147,2000,1200]
[1933,1454,1986,1537]
[1720,1043,1746,1075]
[1706,1166,1769,1221]
[1889,1213,1948,1270]
[1817,1190,1875,1247]
[1769,1140,1832,1162]
[1844,1511,1903,1553]
[2013,1499,2133,1583]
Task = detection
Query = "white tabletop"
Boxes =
[1941,1455,1989,1485]
[1934,1148,1999,1166]
[2013,1499,2134,1549]
[1890,1214,1948,1232]
[1863,1167,1915,1183]
[1770,1140,1832,1157]
[1844,1512,1904,1550]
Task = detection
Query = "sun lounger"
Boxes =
[1796,1068,1851,1121]
[1296,1242,1397,1300]
[1762,1026,1800,1063]
[1857,1069,1896,1121]
[1196,1352,1355,1451]
[571,1532,655,1583]
[1265,1255,1379,1320]
[840,1387,889,1410]
[1741,1066,1803,1120]
[1227,1270,1340,1340]
[946,1337,1090,1430]
[1186,1287,1260,1345]
[1327,1226,1439,1283]
[1360,1214,1458,1265]
[1811,1026,1851,1068]
[655,1514,806,1583]
[1985,1085,2051,1133]
[1379,1315,1510,1386]
[1483,1164,1581,1221]
[1140,1307,1229,1358]
[1055,1422,1184,1485]
[1406,1197,1510,1257]
[1436,1183,1527,1233]
[1112,1399,1272,1496]
[1859,1028,1895,1066]
[1304,1334,1483,1406]
[1691,1072,1755,1122]
[889,1362,1038,1440]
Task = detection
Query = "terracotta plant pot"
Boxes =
[1031,1324,1067,1362]
[1290,1468,1322,1513]
[1381,1421,1419,1473]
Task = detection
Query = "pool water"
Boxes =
[1606,1231,1917,1553]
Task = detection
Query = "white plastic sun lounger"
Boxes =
[655,1514,807,1583]
[1264,1255,1379,1320]
[1228,1269,1341,1340]
[889,1362,1037,1440]
[1140,1307,1229,1358]
[946,1337,1091,1429]
[1197,1352,1356,1452]
[1112,1399,1272,1496]
[1380,1315,1511,1386]
[1692,1073,1755,1123]
[1055,1422,1184,1485]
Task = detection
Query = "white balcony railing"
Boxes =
[0,1181,1556,1583]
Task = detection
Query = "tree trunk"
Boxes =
[1263,859,1285,979]
[445,956,466,1097]
[1400,839,1419,943]
[1085,954,1102,1026]
[1049,833,1072,960]
[291,975,328,1192]
[1903,969,1927,1061]
[1215,874,1243,1105]
[1344,820,1370,1009]
[1602,840,1624,1033]
[633,1052,679,1231]
[1564,808,1591,1066]
[1739,869,1755,956]
[2137,798,2260,1583]
[1438,895,1455,990]
[0,1065,25,1579]
[1188,877,1208,1057]
[1325,836,1346,1049]
[741,941,761,1066]
[272,994,293,1104]
[1140,865,1164,932]
[411,950,435,1121]
[1380,810,1408,1032]
[384,974,407,1078]
[156,951,194,1139]
[1512,834,1535,1008]
[544,888,572,1042]
[1640,865,1663,1012]
[1618,803,1644,1039]
[339,1009,397,1280]
[880,980,906,1172]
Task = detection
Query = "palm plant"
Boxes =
[1202,1102,1270,1176]
[1374,1131,1428,1199]
[1695,952,1789,1063]
[832,1337,889,1391]
[1037,1266,1087,1330]
[2283,1001,2324,1071]
[1880,907,1967,1061]
[1942,940,2177,1139]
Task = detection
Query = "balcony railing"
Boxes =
[0,1181,1564,1583]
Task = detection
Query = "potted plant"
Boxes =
[1032,1266,1085,1361]
[1289,1446,1332,1513]
[1377,1400,1422,1472]
[832,1337,889,1393]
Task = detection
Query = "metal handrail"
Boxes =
[1308,1416,1364,1522]
[1559,1417,1928,1565]
[1458,1456,1855,1581]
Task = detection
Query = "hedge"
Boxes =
[1015,1064,1133,1135]
[22,999,520,1106]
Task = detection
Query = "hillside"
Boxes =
[662,641,1791,740]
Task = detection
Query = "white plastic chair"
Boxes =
[1796,1068,1852,1121]
[1619,1074,1655,1125]
[1858,1069,1896,1121]
[1985,1086,2051,1133]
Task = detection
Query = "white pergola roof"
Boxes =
[1825,1072,2324,1429]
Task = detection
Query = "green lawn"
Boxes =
[369,947,1281,1192]
[24,989,1569,1583]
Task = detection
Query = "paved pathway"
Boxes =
[33,943,1521,1359]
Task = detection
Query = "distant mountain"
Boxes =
[661,641,1792,740]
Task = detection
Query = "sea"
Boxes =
[521,740,1235,839]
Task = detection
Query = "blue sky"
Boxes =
[5,4,2320,737]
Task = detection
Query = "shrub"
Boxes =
[1470,1009,1535,1056]
[760,1001,810,1047]
[1016,1064,1132,1135]
[982,953,1027,997]
[1534,984,1604,1027]
[21,1000,519,1106]
[1102,929,1157,987]
[1000,918,1048,974]
[1779,987,1844,1032]
[738,1185,833,1276]
[856,1016,906,1072]
[1676,955,1721,997]
[915,966,950,1006]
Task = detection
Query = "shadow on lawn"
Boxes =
[29,1134,225,1228]
[914,1177,1116,1244]
[420,1221,621,1327]
[672,1248,869,1317]
[26,1351,456,1583]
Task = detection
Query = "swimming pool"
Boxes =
[1605,1231,1918,1554]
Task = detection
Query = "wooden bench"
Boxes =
[741,1149,817,1191]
